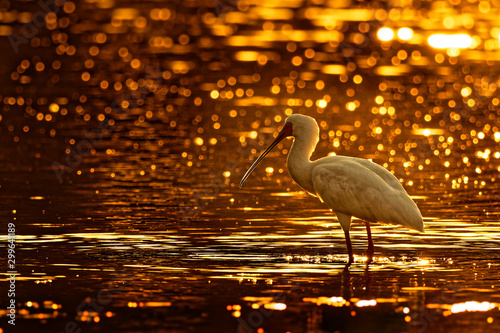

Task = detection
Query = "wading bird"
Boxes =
[240,114,424,264]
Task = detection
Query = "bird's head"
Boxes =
[284,114,319,140]
[239,114,319,187]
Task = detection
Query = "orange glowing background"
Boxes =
[1,0,500,332]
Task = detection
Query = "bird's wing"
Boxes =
[346,157,407,193]
[312,160,423,232]
[313,155,407,194]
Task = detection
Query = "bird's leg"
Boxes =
[344,230,355,265]
[365,221,374,263]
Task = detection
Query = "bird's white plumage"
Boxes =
[240,113,424,263]
[311,158,423,232]
[283,114,424,233]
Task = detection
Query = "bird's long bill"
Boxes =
[239,122,293,188]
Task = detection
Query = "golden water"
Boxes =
[1,0,500,332]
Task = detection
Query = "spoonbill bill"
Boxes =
[239,114,424,264]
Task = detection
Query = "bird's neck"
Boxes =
[287,134,318,194]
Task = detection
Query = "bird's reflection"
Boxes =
[341,266,352,301]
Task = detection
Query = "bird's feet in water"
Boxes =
[365,221,374,264]
[344,255,355,269]
[366,249,374,264]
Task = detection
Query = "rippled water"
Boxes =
[1,0,500,332]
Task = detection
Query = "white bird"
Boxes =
[240,114,424,264]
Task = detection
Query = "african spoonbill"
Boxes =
[239,114,424,264]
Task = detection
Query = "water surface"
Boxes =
[1,0,500,332]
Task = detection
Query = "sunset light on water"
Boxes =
[1,0,500,332]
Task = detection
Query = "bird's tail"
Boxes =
[396,195,424,232]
